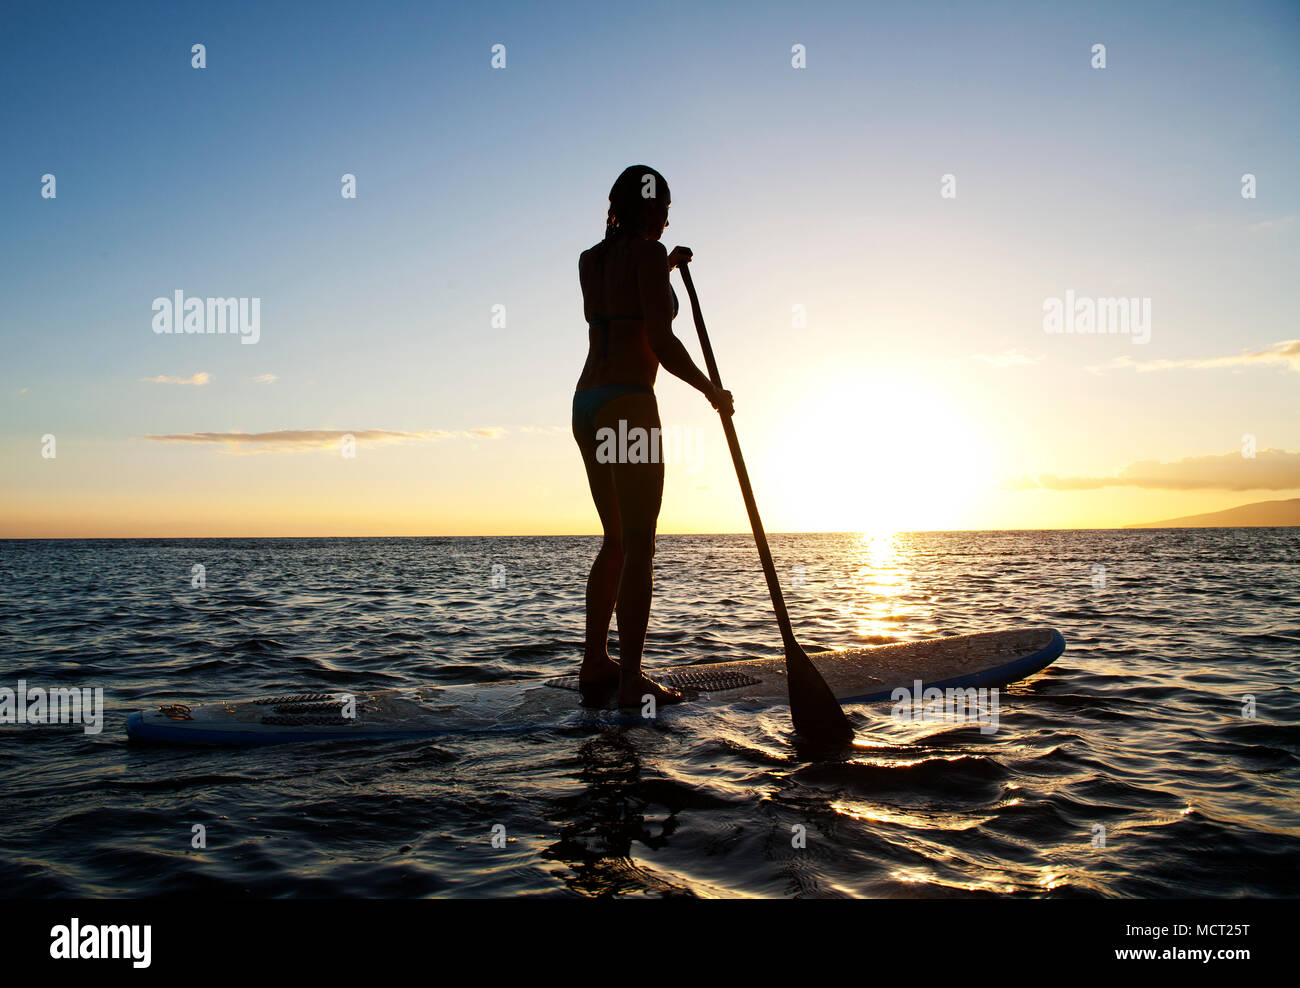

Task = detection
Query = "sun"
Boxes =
[766,369,994,532]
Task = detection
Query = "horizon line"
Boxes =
[3,524,1298,541]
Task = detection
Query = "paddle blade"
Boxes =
[786,646,855,744]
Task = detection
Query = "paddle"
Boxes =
[678,263,855,745]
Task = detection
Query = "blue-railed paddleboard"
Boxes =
[126,627,1064,746]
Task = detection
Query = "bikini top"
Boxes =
[589,287,679,358]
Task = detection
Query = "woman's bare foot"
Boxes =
[618,673,686,709]
[579,654,621,687]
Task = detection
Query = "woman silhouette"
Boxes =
[573,165,733,707]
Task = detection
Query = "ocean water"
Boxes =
[1,530,1297,899]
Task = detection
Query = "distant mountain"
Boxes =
[1125,497,1300,529]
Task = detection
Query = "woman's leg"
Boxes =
[575,439,623,685]
[598,392,683,707]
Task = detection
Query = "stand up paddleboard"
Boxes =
[125,626,1064,746]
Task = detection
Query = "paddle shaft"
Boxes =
[678,267,799,653]
[678,263,853,743]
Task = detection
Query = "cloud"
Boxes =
[1248,214,1296,232]
[970,349,1043,368]
[1005,448,1300,492]
[252,374,277,384]
[141,372,211,386]
[139,427,507,451]
[1090,339,1300,375]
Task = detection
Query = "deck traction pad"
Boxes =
[544,669,762,695]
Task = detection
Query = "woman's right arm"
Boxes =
[635,241,731,412]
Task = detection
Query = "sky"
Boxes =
[2,0,1298,537]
